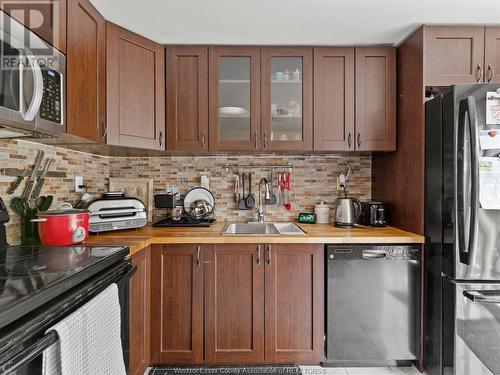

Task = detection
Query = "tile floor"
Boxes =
[300,366,423,374]
[145,366,424,375]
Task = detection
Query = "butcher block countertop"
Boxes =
[84,222,424,257]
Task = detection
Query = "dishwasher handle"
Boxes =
[362,250,388,260]
[464,290,500,304]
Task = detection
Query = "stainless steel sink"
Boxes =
[273,222,306,235]
[221,222,305,236]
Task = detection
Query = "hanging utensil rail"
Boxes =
[223,163,293,173]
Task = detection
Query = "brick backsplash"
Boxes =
[0,139,371,244]
[109,154,372,223]
[0,140,110,244]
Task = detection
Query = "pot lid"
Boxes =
[37,209,89,216]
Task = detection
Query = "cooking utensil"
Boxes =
[35,195,53,212]
[189,199,213,220]
[11,197,30,216]
[32,209,90,245]
[284,172,292,210]
[234,175,240,204]
[21,151,44,200]
[183,187,215,219]
[268,171,278,205]
[238,173,248,210]
[7,168,30,195]
[245,172,255,209]
[31,157,53,199]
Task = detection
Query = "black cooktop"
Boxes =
[0,245,128,330]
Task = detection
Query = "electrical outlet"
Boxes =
[336,177,343,191]
[75,175,84,193]
[337,173,347,191]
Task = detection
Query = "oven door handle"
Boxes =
[0,331,58,374]
[464,290,500,304]
[20,49,44,122]
[122,264,137,280]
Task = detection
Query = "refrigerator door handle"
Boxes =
[463,290,500,304]
[457,96,480,266]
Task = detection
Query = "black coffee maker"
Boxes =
[0,197,10,248]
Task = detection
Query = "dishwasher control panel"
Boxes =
[326,245,421,261]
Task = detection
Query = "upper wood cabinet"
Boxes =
[424,26,486,86]
[106,22,165,150]
[209,47,261,151]
[66,0,105,142]
[264,244,324,364]
[1,0,66,52]
[166,46,209,152]
[355,46,396,151]
[485,27,500,83]
[313,47,355,151]
[205,244,265,364]
[261,47,313,151]
[151,244,206,365]
[129,247,151,375]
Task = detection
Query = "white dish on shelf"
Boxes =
[219,107,249,116]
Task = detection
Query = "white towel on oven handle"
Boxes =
[42,283,126,375]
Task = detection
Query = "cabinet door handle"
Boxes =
[347,132,352,149]
[101,121,107,143]
[159,131,164,148]
[196,246,201,267]
[488,64,495,83]
[476,64,484,83]
[266,245,272,265]
[255,131,259,149]
[357,132,361,148]
[263,131,267,149]
[201,131,206,150]
[257,245,261,265]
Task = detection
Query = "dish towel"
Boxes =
[42,283,126,375]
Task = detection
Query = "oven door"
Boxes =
[448,281,500,375]
[0,261,136,375]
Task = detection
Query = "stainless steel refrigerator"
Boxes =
[425,84,500,375]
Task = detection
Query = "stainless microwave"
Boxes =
[0,11,65,139]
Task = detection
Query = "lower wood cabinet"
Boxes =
[151,243,324,366]
[264,244,324,364]
[205,244,265,364]
[129,247,151,375]
[151,244,206,365]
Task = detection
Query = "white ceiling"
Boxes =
[89,0,500,46]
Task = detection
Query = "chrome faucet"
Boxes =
[258,178,270,223]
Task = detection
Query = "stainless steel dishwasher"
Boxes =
[324,244,421,367]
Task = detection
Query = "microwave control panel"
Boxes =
[40,69,62,124]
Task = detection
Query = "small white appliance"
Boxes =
[85,192,147,233]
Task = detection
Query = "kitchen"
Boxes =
[0,1,499,375]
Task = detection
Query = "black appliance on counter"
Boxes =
[0,197,136,374]
[359,201,388,227]
[425,84,500,375]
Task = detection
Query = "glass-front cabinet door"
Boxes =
[209,47,261,151]
[261,47,313,151]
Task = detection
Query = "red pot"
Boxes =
[32,209,90,246]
